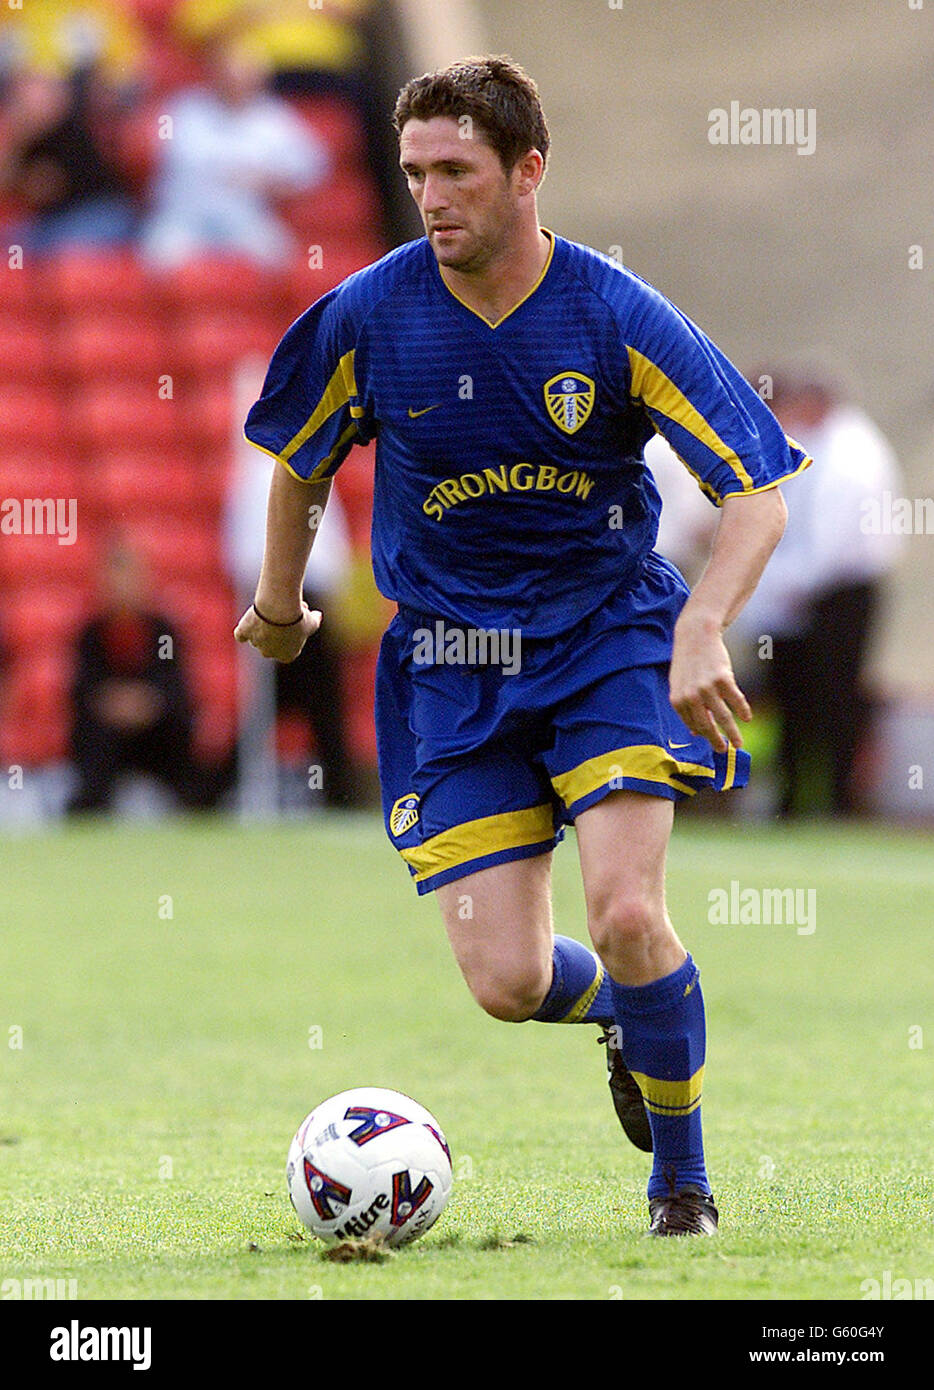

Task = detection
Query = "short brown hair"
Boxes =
[393,55,550,173]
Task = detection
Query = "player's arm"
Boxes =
[235,285,364,662]
[669,486,786,752]
[619,284,809,751]
[233,468,331,662]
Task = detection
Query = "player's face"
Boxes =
[399,117,524,274]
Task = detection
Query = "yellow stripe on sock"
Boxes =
[557,954,605,1023]
[629,1065,705,1116]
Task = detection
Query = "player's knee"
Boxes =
[588,889,663,959]
[469,970,547,1023]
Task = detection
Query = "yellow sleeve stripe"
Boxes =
[279,348,357,465]
[307,419,360,482]
[629,1065,704,1116]
[719,443,813,498]
[627,345,755,492]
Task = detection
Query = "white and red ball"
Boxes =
[286,1087,453,1247]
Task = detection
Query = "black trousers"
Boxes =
[68,710,207,813]
[770,581,878,816]
[273,592,358,808]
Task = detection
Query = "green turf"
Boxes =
[1,812,932,1300]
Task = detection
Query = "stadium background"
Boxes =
[0,0,932,822]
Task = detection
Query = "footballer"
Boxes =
[235,57,810,1236]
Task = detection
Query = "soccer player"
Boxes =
[235,57,810,1236]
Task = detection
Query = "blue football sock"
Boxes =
[531,935,614,1025]
[609,954,710,1198]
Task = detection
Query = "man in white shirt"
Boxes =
[737,366,902,816]
[141,40,328,269]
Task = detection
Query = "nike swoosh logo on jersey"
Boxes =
[408,404,441,418]
[668,741,692,750]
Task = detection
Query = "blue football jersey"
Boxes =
[244,232,810,637]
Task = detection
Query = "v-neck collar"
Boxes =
[435,229,556,330]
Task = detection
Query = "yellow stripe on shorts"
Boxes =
[399,804,556,884]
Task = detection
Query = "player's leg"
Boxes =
[575,790,717,1234]
[377,607,615,1029]
[435,851,615,1025]
[434,854,554,1021]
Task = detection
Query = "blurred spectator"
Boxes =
[736,363,903,817]
[67,541,229,815]
[139,39,328,269]
[224,384,364,809]
[170,0,396,238]
[0,71,136,253]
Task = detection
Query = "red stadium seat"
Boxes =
[289,95,367,169]
[343,647,378,762]
[43,251,158,315]
[54,313,170,383]
[0,451,81,503]
[0,314,53,382]
[0,386,65,448]
[127,0,178,27]
[2,584,90,652]
[0,651,73,760]
[164,257,287,315]
[282,170,382,241]
[70,382,182,453]
[0,522,99,587]
[275,709,314,763]
[331,445,376,550]
[188,648,239,755]
[119,516,222,585]
[172,309,280,383]
[158,581,237,645]
[0,263,43,314]
[195,458,231,516]
[114,104,162,189]
[285,242,384,316]
[147,34,204,97]
[0,713,69,766]
[181,378,239,452]
[88,448,205,521]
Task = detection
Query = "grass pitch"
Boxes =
[1,811,932,1301]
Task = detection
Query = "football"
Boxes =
[286,1087,453,1247]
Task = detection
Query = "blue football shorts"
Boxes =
[375,551,749,895]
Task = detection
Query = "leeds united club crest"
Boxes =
[389,793,420,837]
[544,371,595,435]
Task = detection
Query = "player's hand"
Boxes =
[233,601,322,663]
[669,607,751,753]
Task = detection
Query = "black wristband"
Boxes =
[252,602,304,628]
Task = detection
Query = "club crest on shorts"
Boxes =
[544,371,595,435]
[389,793,420,837]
